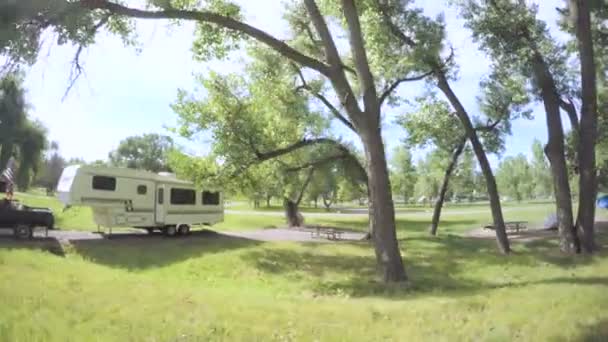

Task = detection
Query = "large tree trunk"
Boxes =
[571,0,598,253]
[0,142,14,171]
[531,56,581,254]
[284,198,304,227]
[430,137,466,236]
[361,125,407,282]
[436,73,510,253]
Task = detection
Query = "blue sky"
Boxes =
[23,0,570,167]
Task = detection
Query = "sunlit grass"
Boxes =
[2,191,607,340]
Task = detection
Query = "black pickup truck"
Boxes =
[0,199,55,239]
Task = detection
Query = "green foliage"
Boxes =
[389,145,417,202]
[451,147,476,201]
[398,93,463,151]
[337,177,366,203]
[192,0,245,62]
[530,139,553,198]
[458,0,575,98]
[0,72,48,190]
[35,142,66,191]
[109,133,175,173]
[413,149,449,203]
[0,0,136,68]
[496,154,534,202]
[475,66,533,154]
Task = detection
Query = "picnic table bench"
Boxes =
[483,221,528,233]
[310,227,344,240]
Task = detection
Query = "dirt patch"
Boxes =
[465,220,608,242]
[222,227,366,243]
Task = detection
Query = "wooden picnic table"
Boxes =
[484,221,528,233]
[310,227,344,240]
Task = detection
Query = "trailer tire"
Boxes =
[145,228,154,234]
[14,225,33,239]
[164,225,177,237]
[177,224,190,236]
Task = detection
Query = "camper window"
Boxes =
[137,185,147,195]
[92,176,116,191]
[171,188,195,205]
[202,191,220,205]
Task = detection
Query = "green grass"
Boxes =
[2,192,608,340]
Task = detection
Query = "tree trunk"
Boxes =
[361,124,407,282]
[314,196,318,209]
[266,195,271,207]
[436,73,510,253]
[322,193,333,211]
[430,137,466,236]
[284,198,304,228]
[283,167,315,228]
[0,142,14,171]
[531,55,581,254]
[571,0,598,253]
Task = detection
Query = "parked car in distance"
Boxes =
[0,199,55,239]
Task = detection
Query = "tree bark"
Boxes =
[570,0,598,253]
[436,72,510,253]
[322,193,334,211]
[530,53,581,253]
[430,137,466,236]
[266,195,271,207]
[284,198,304,227]
[0,143,14,171]
[361,124,407,282]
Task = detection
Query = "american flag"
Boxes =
[1,157,16,185]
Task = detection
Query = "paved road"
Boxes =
[225,207,514,217]
[1,227,365,243]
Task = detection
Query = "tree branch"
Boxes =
[379,70,434,106]
[292,65,357,133]
[254,138,341,161]
[376,0,417,48]
[342,0,378,113]
[295,166,316,205]
[560,97,580,132]
[284,154,346,173]
[63,13,111,100]
[78,0,331,76]
[303,0,362,119]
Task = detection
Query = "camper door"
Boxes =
[155,185,166,224]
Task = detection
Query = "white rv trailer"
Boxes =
[56,165,224,236]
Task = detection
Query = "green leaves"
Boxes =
[496,154,534,202]
[397,92,463,151]
[458,0,574,97]
[108,133,176,173]
[389,145,416,202]
[192,0,244,61]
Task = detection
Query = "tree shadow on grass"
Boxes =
[572,319,608,342]
[0,236,65,257]
[241,231,608,299]
[308,218,478,235]
[69,230,262,270]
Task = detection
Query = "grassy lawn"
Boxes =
[1,192,608,340]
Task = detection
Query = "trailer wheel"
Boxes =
[14,225,33,239]
[178,224,190,236]
[164,225,177,237]
[145,228,154,234]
